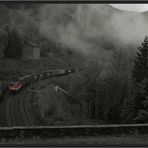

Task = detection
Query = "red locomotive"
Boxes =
[8,82,23,92]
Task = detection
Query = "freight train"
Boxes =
[7,69,82,93]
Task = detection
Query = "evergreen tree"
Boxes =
[131,36,148,123]
[0,27,8,58]
[5,27,22,58]
[121,36,148,123]
[132,36,148,83]
[133,78,148,123]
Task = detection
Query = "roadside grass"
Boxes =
[1,134,148,145]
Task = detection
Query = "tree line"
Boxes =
[50,36,148,125]
[1,4,148,124]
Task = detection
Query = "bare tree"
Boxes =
[110,48,123,80]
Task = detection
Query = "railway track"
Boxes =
[4,87,33,126]
[21,89,33,126]
[16,89,31,126]
[2,79,49,127]
[0,69,82,127]
[14,92,25,126]
[0,93,10,126]
[5,94,13,127]
[2,79,148,139]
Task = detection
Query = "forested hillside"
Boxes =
[1,4,148,124]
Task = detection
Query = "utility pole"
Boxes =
[31,78,35,102]
[88,88,97,119]
[38,59,41,90]
[93,88,97,119]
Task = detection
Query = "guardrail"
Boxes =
[0,124,148,139]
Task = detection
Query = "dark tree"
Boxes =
[121,36,148,123]
[133,78,148,123]
[132,36,148,83]
[5,27,22,58]
[129,36,148,123]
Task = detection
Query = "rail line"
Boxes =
[3,80,48,126]
[5,94,13,127]
[0,69,82,127]
[21,89,33,126]
[10,95,16,126]
[17,89,30,126]
[0,93,10,126]
[4,87,33,126]
[15,93,24,126]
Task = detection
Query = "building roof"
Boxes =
[26,41,40,47]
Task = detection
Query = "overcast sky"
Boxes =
[110,4,148,12]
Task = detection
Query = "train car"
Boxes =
[31,74,38,81]
[43,71,53,79]
[51,69,82,77]
[66,68,82,74]
[51,70,59,76]
[8,81,22,93]
[58,69,66,75]
[35,73,44,80]
[33,73,45,81]
[52,69,66,76]
[66,69,72,73]
[8,75,32,93]
[23,75,32,85]
[18,77,26,86]
[39,73,44,80]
